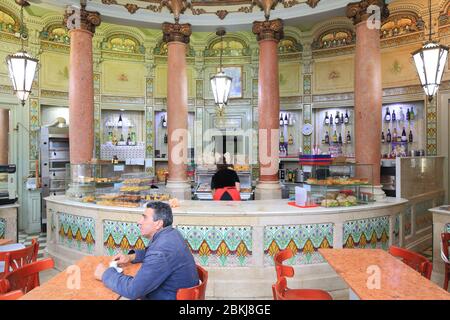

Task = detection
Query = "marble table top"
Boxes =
[319,248,450,300]
[429,205,450,216]
[0,239,13,246]
[20,256,141,300]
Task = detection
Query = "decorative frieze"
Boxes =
[101,95,145,104]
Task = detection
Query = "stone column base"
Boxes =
[360,185,386,201]
[255,181,282,200]
[166,180,192,200]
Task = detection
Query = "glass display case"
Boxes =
[65,164,171,207]
[300,163,374,207]
[0,165,17,206]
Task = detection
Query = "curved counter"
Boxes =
[45,196,409,299]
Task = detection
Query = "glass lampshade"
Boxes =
[6,50,38,106]
[210,71,232,107]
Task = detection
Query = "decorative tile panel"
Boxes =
[264,224,333,266]
[177,226,252,267]
[94,102,101,158]
[426,97,437,156]
[415,200,434,231]
[344,216,389,250]
[29,99,40,161]
[145,107,154,175]
[393,214,400,246]
[58,213,95,254]
[0,218,5,239]
[103,220,149,256]
[447,224,450,233]
[302,103,312,154]
[303,74,312,95]
[404,206,412,237]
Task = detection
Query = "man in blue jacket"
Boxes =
[94,201,199,300]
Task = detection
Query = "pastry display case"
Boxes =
[300,163,374,207]
[65,164,171,207]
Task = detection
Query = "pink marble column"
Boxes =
[347,1,389,193]
[162,23,192,199]
[253,19,284,200]
[0,108,9,165]
[64,7,101,164]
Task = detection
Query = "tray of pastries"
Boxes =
[320,191,358,207]
[306,177,369,186]
[121,178,153,185]
[240,187,253,193]
[119,185,151,193]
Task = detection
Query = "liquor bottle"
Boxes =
[386,129,391,142]
[338,133,343,144]
[162,115,167,128]
[332,131,338,143]
[112,132,117,145]
[324,112,330,125]
[120,133,124,142]
[409,130,413,143]
[330,114,333,125]
[280,131,285,144]
[399,107,405,121]
[288,134,294,145]
[284,114,289,126]
[381,131,385,143]
[131,131,136,145]
[392,128,397,142]
[406,108,410,121]
[385,108,391,121]
[118,114,123,127]
[340,112,344,124]
[279,114,284,126]
[334,112,340,124]
[127,133,131,145]
[164,132,168,144]
[108,131,113,142]
[392,109,396,121]
[346,131,351,143]
[401,127,407,142]
[410,107,415,120]
[344,110,349,124]
[325,131,330,144]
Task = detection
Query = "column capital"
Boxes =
[162,22,192,44]
[252,19,284,42]
[63,6,101,34]
[346,0,389,26]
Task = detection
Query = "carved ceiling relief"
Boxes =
[278,37,302,53]
[0,8,20,34]
[312,29,355,50]
[40,25,70,45]
[101,34,145,54]
[380,13,424,39]
[204,37,251,57]
[153,40,195,57]
[439,1,450,26]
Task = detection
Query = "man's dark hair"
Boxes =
[146,201,173,227]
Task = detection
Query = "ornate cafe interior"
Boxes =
[0,0,449,301]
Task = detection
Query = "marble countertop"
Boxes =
[45,195,408,217]
[429,205,450,216]
[0,203,20,210]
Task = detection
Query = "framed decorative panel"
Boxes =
[39,52,69,91]
[29,99,40,161]
[0,218,5,239]
[404,206,412,237]
[101,60,145,96]
[313,57,354,94]
[94,102,101,158]
[302,103,312,154]
[264,224,333,266]
[426,97,437,156]
[343,216,389,250]
[103,220,149,256]
[58,213,95,254]
[279,63,301,97]
[414,199,434,232]
[177,226,252,267]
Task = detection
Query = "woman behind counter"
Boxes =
[211,158,241,201]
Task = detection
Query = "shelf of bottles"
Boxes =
[101,110,145,161]
[278,110,302,158]
[315,108,354,157]
[381,103,425,158]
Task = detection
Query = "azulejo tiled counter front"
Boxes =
[429,206,450,289]
[45,196,408,299]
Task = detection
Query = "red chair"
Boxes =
[0,288,23,300]
[389,246,433,279]
[0,239,39,278]
[0,258,54,295]
[176,265,208,300]
[441,233,450,290]
[272,249,332,300]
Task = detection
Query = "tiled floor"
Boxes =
[18,231,47,260]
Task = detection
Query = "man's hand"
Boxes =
[112,253,135,266]
[94,263,107,281]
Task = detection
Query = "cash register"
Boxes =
[0,165,17,205]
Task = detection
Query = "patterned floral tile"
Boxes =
[58,213,95,254]
[343,216,389,250]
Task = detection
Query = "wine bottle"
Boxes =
[346,131,351,143]
[280,131,285,144]
[344,110,349,124]
[338,133,343,144]
[120,133,124,142]
[330,114,334,125]
[399,107,405,121]
[164,132,168,144]
[108,131,113,142]
[162,115,167,128]
[392,128,397,142]
[118,114,123,127]
[332,131,338,143]
[324,112,330,125]
[406,108,410,121]
[284,114,289,126]
[288,134,294,145]
[410,107,415,120]
[401,127,407,142]
[280,114,284,126]
[325,131,330,144]
[131,132,136,145]
[385,108,391,121]
[392,109,396,121]
[127,133,131,145]
[334,112,340,124]
[381,131,385,143]
[386,129,391,142]
[409,130,413,143]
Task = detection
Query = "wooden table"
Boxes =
[319,248,450,300]
[0,239,13,246]
[20,256,141,300]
